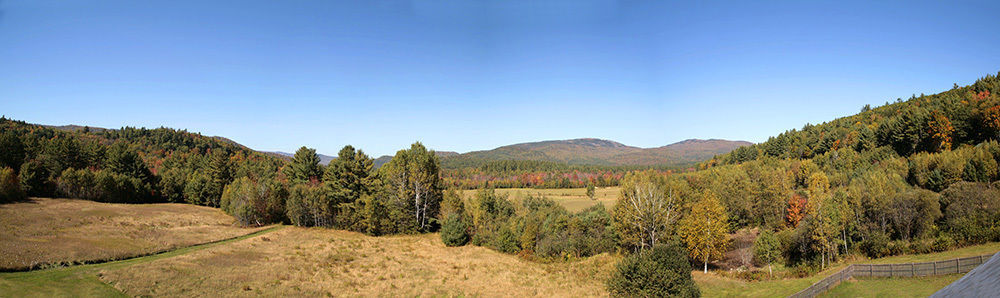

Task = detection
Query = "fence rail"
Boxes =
[788,253,995,298]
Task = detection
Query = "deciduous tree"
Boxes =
[679,190,729,273]
[613,170,684,251]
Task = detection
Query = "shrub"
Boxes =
[606,244,700,298]
[932,235,956,252]
[886,240,911,256]
[0,167,26,203]
[491,222,520,253]
[858,233,890,258]
[908,238,934,254]
[440,214,469,246]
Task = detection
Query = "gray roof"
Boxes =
[932,252,1000,297]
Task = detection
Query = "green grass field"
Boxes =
[694,264,851,297]
[820,274,962,298]
[459,186,619,213]
[694,241,1000,297]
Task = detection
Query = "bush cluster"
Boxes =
[459,189,617,259]
[606,244,700,297]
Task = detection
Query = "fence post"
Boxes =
[911,263,915,277]
[955,258,960,274]
[933,261,937,275]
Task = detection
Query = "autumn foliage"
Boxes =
[786,193,807,228]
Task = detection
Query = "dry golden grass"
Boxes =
[460,186,620,213]
[99,227,618,297]
[0,198,267,271]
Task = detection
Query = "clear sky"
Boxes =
[2,1,999,157]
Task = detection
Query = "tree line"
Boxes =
[441,159,679,189]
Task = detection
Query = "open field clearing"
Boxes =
[819,274,962,297]
[0,198,268,271]
[99,227,617,297]
[460,187,619,213]
[0,227,280,297]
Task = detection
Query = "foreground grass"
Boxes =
[100,227,618,297]
[694,264,850,297]
[0,226,281,297]
[461,186,620,212]
[0,198,268,271]
[820,274,962,298]
[695,241,1000,297]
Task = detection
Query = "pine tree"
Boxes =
[0,131,25,171]
[284,146,322,184]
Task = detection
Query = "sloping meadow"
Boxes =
[98,227,618,297]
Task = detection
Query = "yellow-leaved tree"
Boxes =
[679,190,729,273]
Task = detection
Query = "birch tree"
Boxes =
[380,142,442,232]
[678,190,729,273]
[613,170,686,252]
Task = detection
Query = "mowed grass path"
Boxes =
[460,186,620,212]
[0,198,269,271]
[99,227,618,297]
[0,226,281,297]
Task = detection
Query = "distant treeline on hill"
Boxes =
[441,159,680,189]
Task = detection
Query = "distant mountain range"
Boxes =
[268,151,337,165]
[376,138,751,169]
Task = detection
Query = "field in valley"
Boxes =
[460,186,620,213]
[98,227,618,297]
[0,198,268,271]
[3,196,999,297]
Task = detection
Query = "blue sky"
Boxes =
[2,1,999,157]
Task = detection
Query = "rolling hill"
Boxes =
[438,138,751,169]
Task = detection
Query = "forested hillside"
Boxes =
[0,118,284,205]
[663,72,1000,269]
[0,118,451,237]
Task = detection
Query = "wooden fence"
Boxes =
[788,253,995,298]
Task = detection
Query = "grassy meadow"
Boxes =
[98,227,618,297]
[0,198,268,271]
[459,186,620,213]
[3,195,999,297]
[819,274,962,297]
